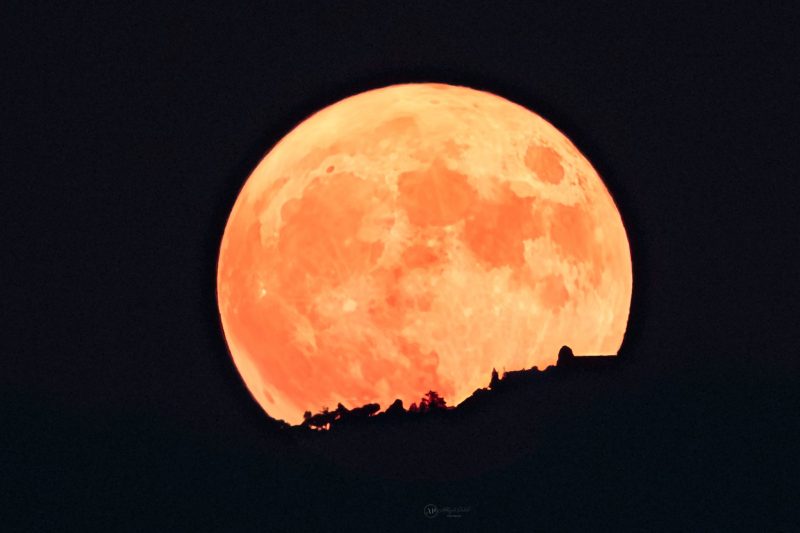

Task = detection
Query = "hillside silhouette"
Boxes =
[290,346,612,432]
[244,339,797,531]
[271,346,636,478]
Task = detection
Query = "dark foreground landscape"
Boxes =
[6,344,797,531]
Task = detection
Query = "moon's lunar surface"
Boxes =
[217,83,632,424]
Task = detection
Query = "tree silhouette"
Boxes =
[418,390,447,413]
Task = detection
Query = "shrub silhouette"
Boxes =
[334,402,350,419]
[557,345,575,366]
[384,399,405,417]
[490,368,500,389]
[349,403,380,418]
[303,402,382,430]
[302,406,335,430]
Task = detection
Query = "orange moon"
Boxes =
[217,83,632,424]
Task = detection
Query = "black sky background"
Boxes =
[2,2,799,530]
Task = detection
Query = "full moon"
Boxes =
[217,83,632,424]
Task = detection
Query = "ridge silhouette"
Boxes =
[279,344,639,480]
[291,345,618,433]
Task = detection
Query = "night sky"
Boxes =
[3,3,798,530]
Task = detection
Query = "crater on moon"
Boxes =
[217,83,632,424]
